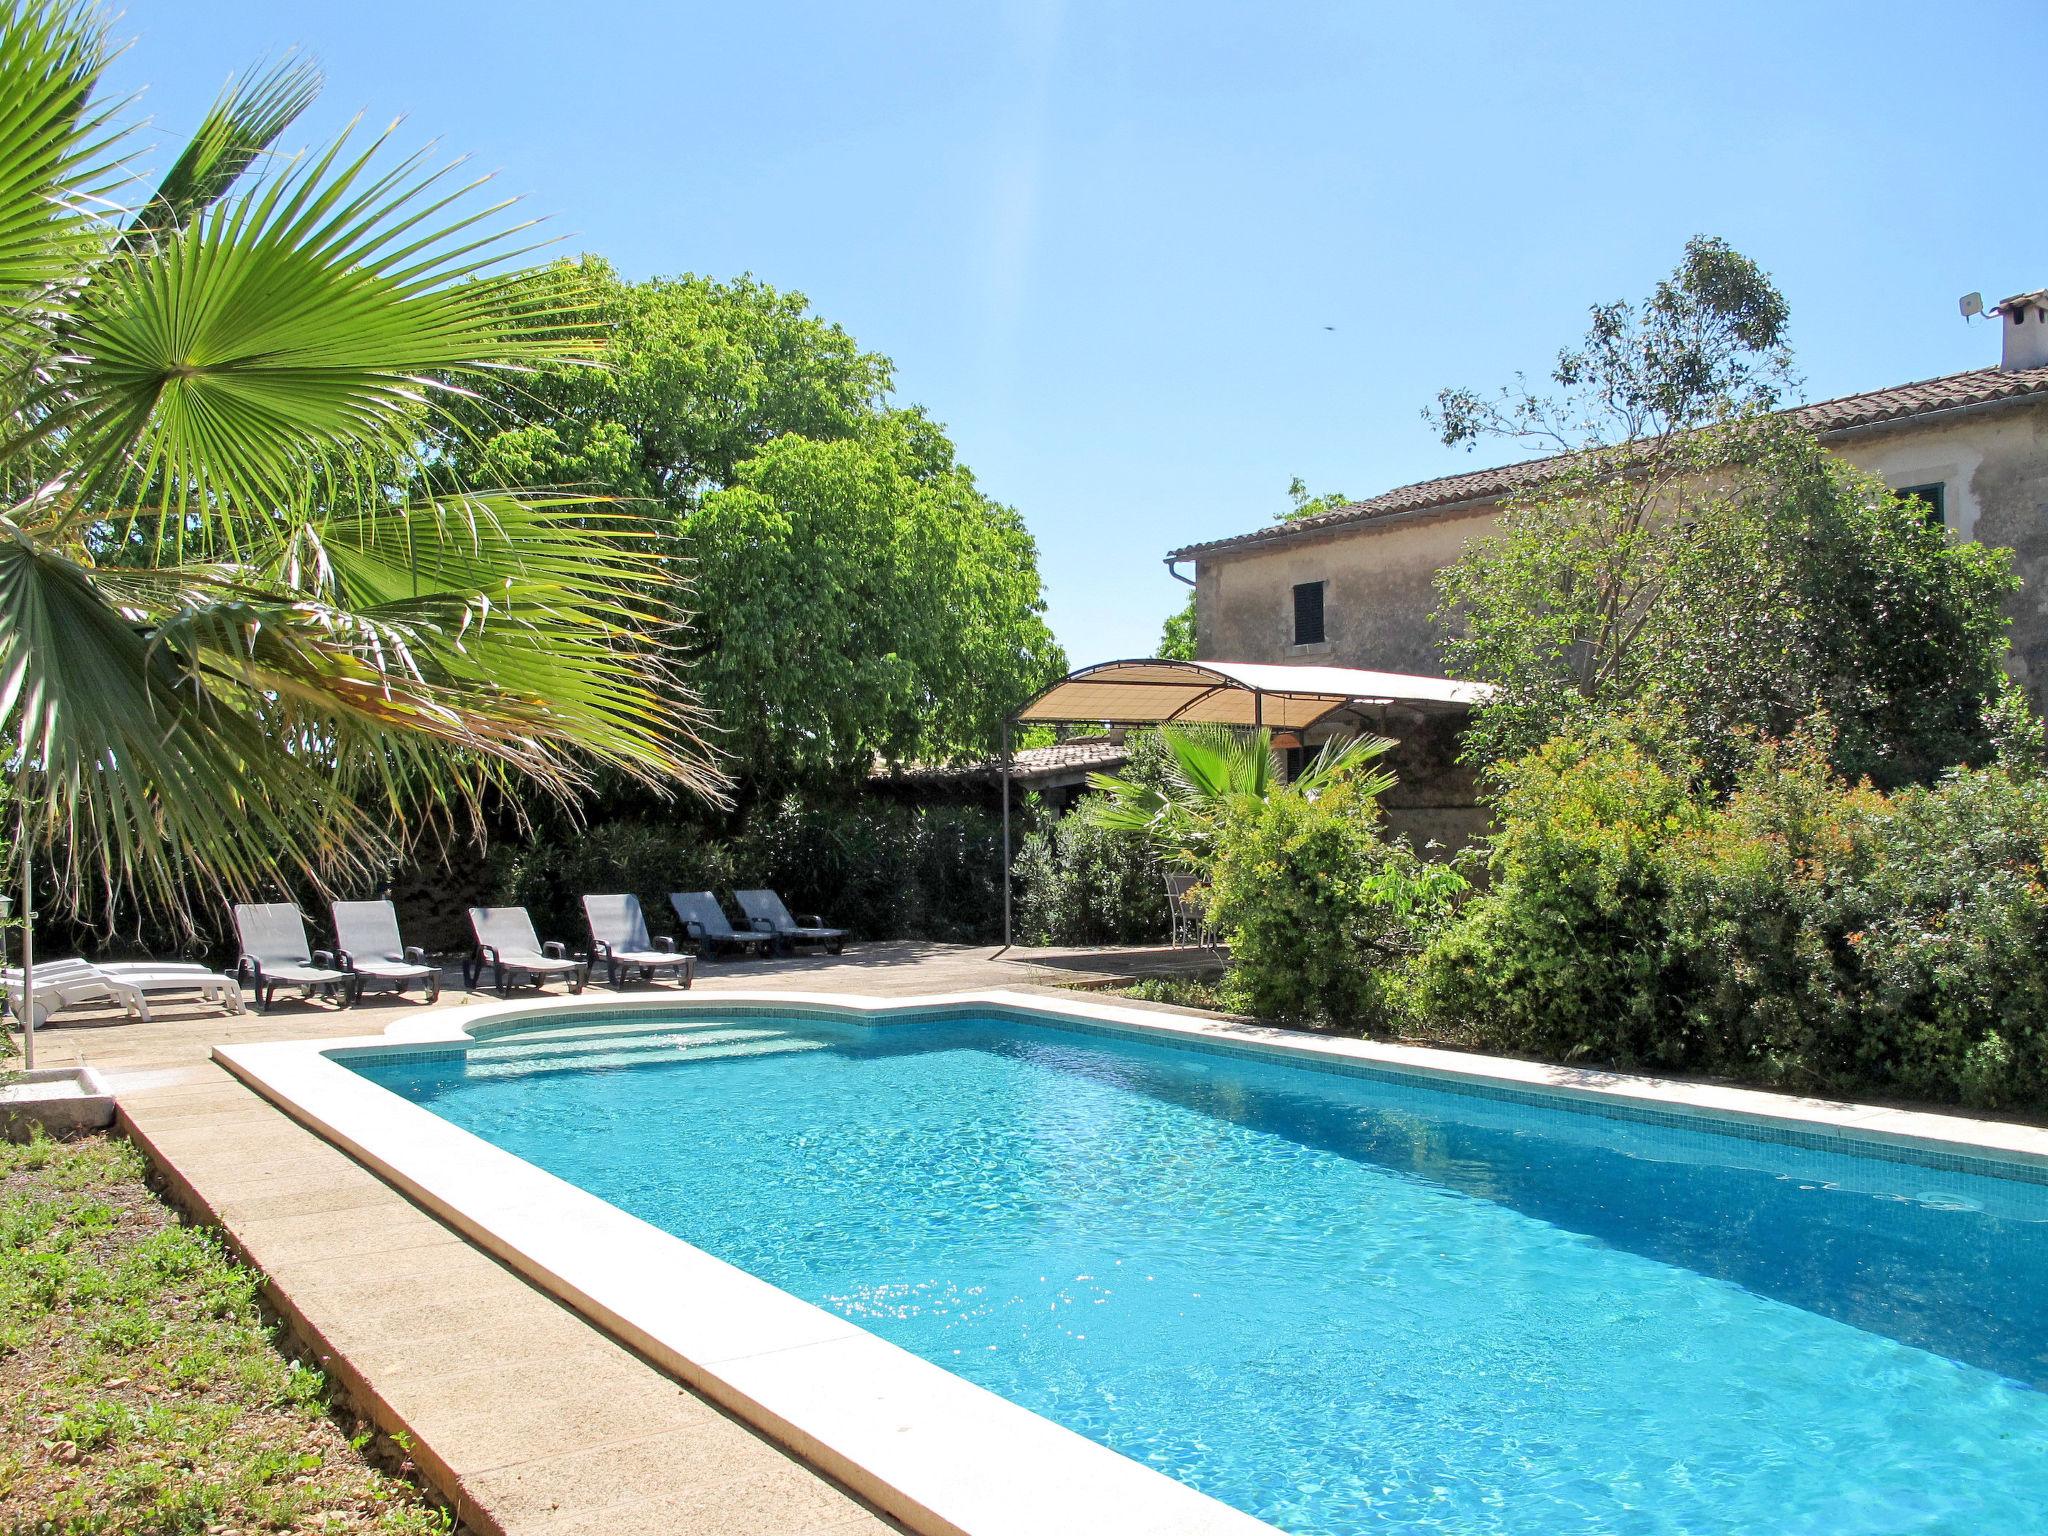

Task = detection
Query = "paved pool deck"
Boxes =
[15,942,1218,1536]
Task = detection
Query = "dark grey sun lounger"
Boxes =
[734,889,847,955]
[465,906,587,995]
[233,902,352,1010]
[583,894,694,989]
[669,891,775,960]
[331,900,440,1001]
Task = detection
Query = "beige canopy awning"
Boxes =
[1015,658,1493,731]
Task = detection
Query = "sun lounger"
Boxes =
[5,965,148,1030]
[465,906,587,994]
[669,891,775,960]
[733,889,847,955]
[582,894,694,989]
[5,960,245,1028]
[232,904,353,1010]
[331,901,440,1001]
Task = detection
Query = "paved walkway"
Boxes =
[18,942,1218,1535]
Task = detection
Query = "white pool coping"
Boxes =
[213,988,2048,1536]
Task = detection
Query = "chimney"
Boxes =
[1994,290,2048,372]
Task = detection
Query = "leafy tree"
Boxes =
[1430,239,2015,785]
[1273,475,1350,524]
[432,256,1064,789]
[0,3,718,923]
[1158,594,1197,659]
[685,420,1062,787]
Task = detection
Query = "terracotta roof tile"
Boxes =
[869,738,1129,786]
[1170,367,2048,561]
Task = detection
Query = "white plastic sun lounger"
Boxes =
[5,966,149,1030]
[734,889,847,955]
[232,903,353,1011]
[465,907,587,995]
[583,894,694,989]
[330,901,440,1002]
[3,960,244,1028]
[668,891,774,960]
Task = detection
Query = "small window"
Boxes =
[1897,482,1947,526]
[1292,581,1326,646]
[1283,744,1308,782]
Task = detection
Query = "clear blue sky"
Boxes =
[109,1,2048,666]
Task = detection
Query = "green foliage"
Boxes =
[1158,593,1197,660]
[1438,423,2016,785]
[1083,725,1395,868]
[1205,774,1465,1026]
[1012,802,1171,946]
[1415,716,1716,1067]
[1417,715,2048,1109]
[1272,475,1351,524]
[1430,240,2012,788]
[687,421,1063,786]
[1433,234,1791,454]
[501,799,1010,946]
[0,3,717,926]
[434,256,1066,791]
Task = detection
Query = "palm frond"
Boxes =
[120,52,321,250]
[0,1,126,363]
[54,119,591,540]
[0,515,379,919]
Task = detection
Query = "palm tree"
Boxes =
[0,0,723,934]
[1081,725,1396,868]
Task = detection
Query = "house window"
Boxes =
[1292,580,1326,646]
[1897,482,1947,526]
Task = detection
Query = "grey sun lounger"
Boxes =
[465,906,587,995]
[669,891,775,960]
[583,894,694,989]
[233,903,353,1010]
[734,889,847,955]
[331,901,440,1002]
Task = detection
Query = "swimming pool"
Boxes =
[334,1002,2048,1536]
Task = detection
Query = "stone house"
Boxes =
[1171,293,2048,697]
[1166,292,2048,845]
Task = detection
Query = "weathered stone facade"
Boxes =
[1184,382,2048,704]
[1175,369,2048,849]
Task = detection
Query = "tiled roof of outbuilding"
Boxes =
[868,737,1129,786]
[1170,366,2048,561]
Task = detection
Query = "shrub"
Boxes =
[501,798,1009,946]
[1413,717,1715,1066]
[1205,776,1464,1028]
[1011,802,1170,945]
[1417,714,2048,1110]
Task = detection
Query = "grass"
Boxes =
[0,1133,452,1536]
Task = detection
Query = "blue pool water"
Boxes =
[350,1009,2048,1535]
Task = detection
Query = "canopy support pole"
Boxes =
[15,807,32,1072]
[998,718,1012,955]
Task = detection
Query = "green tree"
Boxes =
[1158,594,1197,659]
[432,256,1064,789]
[0,4,718,922]
[685,421,1063,787]
[1430,239,2015,784]
[1273,475,1350,524]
